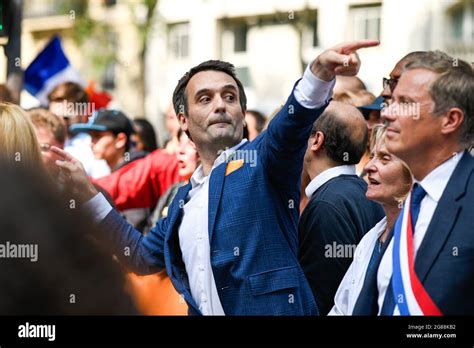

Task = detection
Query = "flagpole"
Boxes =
[4,0,23,104]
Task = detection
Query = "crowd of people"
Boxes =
[0,38,473,316]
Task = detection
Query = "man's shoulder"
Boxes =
[315,175,367,199]
[309,175,381,217]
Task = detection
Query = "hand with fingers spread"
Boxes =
[50,146,99,204]
[311,40,379,81]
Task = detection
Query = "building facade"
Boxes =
[145,0,473,138]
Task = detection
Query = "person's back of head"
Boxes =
[333,89,376,107]
[0,162,137,315]
[333,76,366,98]
[47,81,89,105]
[0,103,44,168]
[0,84,15,103]
[27,107,66,147]
[26,107,67,176]
[47,82,90,129]
[311,101,368,166]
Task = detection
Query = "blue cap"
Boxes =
[70,109,133,136]
[358,96,385,111]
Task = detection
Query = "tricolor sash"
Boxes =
[391,191,443,315]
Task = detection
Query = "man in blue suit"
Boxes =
[53,40,379,315]
[353,51,474,315]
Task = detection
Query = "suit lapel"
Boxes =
[165,182,192,241]
[163,182,201,314]
[415,152,473,282]
[208,162,227,243]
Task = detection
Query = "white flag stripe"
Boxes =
[398,192,423,315]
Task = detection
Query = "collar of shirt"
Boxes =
[190,138,248,188]
[305,164,356,198]
[416,151,463,203]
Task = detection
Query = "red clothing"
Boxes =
[93,149,180,211]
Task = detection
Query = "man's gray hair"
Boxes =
[405,50,474,148]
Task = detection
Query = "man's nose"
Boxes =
[381,102,396,123]
[364,157,377,174]
[214,95,226,112]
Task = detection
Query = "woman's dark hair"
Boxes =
[133,118,159,152]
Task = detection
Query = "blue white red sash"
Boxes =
[391,191,442,315]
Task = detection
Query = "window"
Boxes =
[233,23,248,52]
[349,4,381,41]
[449,1,474,42]
[302,11,319,48]
[168,22,190,59]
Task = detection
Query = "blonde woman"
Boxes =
[0,103,43,168]
[329,124,412,315]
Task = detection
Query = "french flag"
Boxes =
[24,36,84,105]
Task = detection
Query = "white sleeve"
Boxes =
[293,61,336,109]
[82,192,113,223]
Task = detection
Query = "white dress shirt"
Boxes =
[84,61,335,314]
[329,217,387,315]
[179,139,247,315]
[305,165,356,199]
[376,152,463,315]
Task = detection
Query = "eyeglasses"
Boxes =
[383,77,398,93]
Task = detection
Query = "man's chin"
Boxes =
[385,140,407,159]
[208,133,241,149]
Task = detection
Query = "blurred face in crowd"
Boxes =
[177,133,199,180]
[180,70,245,150]
[364,138,411,206]
[381,58,407,101]
[165,104,181,138]
[89,130,127,168]
[34,126,64,176]
[382,68,440,164]
[49,101,88,136]
[130,133,144,152]
[245,112,259,141]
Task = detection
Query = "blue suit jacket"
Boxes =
[414,151,474,314]
[97,88,328,315]
[354,151,474,315]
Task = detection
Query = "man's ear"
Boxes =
[178,113,188,132]
[310,131,325,152]
[441,107,464,137]
[115,132,128,150]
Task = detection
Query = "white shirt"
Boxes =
[305,165,356,199]
[329,217,387,315]
[65,133,110,179]
[377,152,463,315]
[84,61,335,314]
[178,139,246,315]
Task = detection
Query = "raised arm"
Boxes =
[256,40,379,192]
